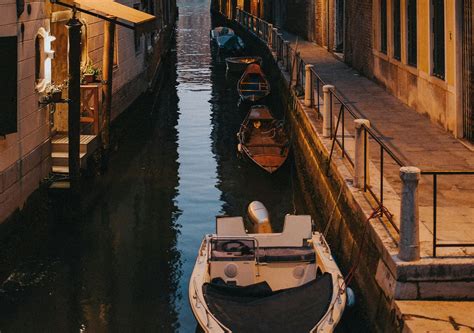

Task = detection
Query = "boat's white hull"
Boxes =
[189,230,347,332]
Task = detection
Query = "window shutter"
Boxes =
[407,0,417,66]
[432,0,445,79]
[0,36,18,136]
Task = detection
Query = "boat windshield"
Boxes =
[210,237,257,261]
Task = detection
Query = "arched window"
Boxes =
[35,27,55,92]
[80,19,89,68]
[35,34,45,84]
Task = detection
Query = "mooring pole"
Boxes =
[66,12,82,192]
[102,17,116,152]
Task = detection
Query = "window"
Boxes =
[407,0,417,66]
[432,0,445,79]
[393,0,401,60]
[113,33,119,68]
[380,0,387,54]
[35,34,45,84]
[133,3,142,53]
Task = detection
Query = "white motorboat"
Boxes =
[189,202,347,332]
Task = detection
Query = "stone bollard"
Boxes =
[322,85,335,137]
[354,119,370,189]
[398,167,421,261]
[304,65,314,107]
[268,23,273,47]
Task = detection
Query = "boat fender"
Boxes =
[346,287,356,308]
[237,143,242,153]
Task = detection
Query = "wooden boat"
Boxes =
[189,202,348,333]
[210,26,234,41]
[237,64,270,103]
[237,105,289,173]
[216,34,245,53]
[225,56,262,74]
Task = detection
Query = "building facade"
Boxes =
[244,0,472,141]
[0,0,177,223]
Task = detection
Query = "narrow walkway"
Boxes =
[281,32,474,256]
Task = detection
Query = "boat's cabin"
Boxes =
[208,215,318,291]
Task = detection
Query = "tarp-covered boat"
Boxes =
[189,205,347,332]
[225,56,262,74]
[237,64,270,103]
[210,26,234,41]
[237,105,289,173]
[216,34,245,53]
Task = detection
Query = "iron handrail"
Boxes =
[420,171,474,257]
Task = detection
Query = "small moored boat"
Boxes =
[237,105,289,173]
[210,26,234,41]
[237,64,270,103]
[189,201,347,333]
[216,34,245,53]
[225,56,262,74]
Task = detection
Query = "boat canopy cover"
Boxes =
[203,273,333,333]
[248,106,274,120]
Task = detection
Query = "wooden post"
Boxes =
[66,14,82,192]
[102,17,116,151]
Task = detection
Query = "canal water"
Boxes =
[0,0,314,332]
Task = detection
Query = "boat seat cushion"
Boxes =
[258,247,315,262]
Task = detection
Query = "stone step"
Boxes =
[51,152,87,167]
[52,165,69,174]
[51,134,98,154]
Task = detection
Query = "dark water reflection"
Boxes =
[0,1,306,332]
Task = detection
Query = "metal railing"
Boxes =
[326,89,405,233]
[232,8,474,257]
[420,171,474,257]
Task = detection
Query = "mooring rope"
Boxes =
[323,184,344,237]
[344,208,381,286]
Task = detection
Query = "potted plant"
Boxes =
[81,63,102,84]
[43,82,64,103]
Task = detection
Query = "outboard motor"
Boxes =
[247,201,273,233]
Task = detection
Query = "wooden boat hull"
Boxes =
[237,105,289,173]
[225,56,262,74]
[238,64,270,103]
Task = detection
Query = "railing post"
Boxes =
[284,41,290,70]
[276,33,283,60]
[272,28,278,51]
[268,23,273,47]
[398,166,421,261]
[305,64,314,107]
[354,119,370,189]
[322,85,335,138]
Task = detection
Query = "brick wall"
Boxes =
[0,0,52,223]
[344,0,373,77]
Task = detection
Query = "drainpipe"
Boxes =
[102,17,116,153]
[66,12,82,193]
